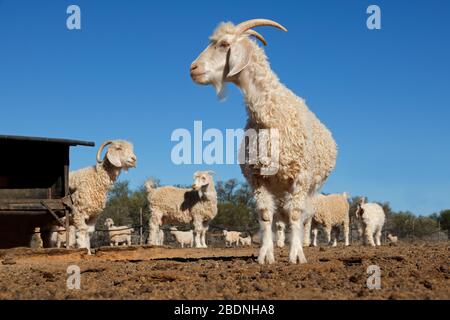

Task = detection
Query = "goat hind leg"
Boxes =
[375,228,382,246]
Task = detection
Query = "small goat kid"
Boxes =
[355,198,385,247]
[223,230,241,247]
[104,218,134,246]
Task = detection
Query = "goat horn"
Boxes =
[236,19,288,34]
[245,30,267,46]
[96,141,113,163]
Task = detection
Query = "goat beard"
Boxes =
[213,79,227,101]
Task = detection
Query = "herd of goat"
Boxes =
[29,18,398,264]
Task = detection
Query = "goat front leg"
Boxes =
[193,218,203,248]
[312,227,318,247]
[288,211,307,264]
[375,227,382,246]
[331,226,339,247]
[200,223,208,248]
[365,225,376,246]
[200,230,207,248]
[255,186,276,265]
[148,211,162,245]
[324,225,332,246]
[73,211,91,254]
[343,220,350,246]
[285,191,308,264]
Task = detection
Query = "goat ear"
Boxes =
[227,40,252,78]
[106,149,122,167]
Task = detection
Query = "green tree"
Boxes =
[435,210,450,238]
[212,180,257,232]
[414,216,438,238]
[389,211,415,238]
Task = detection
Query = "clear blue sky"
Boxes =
[1,0,449,215]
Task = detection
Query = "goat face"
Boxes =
[104,218,114,228]
[97,140,137,170]
[190,19,287,96]
[355,205,365,219]
[192,171,214,192]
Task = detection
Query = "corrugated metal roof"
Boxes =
[0,135,95,147]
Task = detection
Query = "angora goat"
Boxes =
[69,140,137,253]
[170,229,194,248]
[191,19,337,264]
[104,218,134,246]
[223,230,241,247]
[355,198,385,246]
[304,193,350,247]
[146,171,217,248]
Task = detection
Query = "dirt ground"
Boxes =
[0,242,448,300]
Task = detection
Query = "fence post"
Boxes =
[139,208,143,245]
[65,210,70,249]
[438,221,440,242]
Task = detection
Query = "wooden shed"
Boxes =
[0,135,94,248]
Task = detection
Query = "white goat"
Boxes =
[146,171,217,248]
[355,198,386,246]
[239,235,252,246]
[52,225,77,248]
[170,229,194,248]
[387,233,398,244]
[304,193,350,247]
[104,218,133,246]
[191,19,337,264]
[69,140,137,253]
[223,230,241,247]
[30,228,43,249]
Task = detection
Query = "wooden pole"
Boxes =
[139,208,143,245]
[66,210,70,249]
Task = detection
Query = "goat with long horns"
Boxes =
[191,19,338,264]
[67,140,137,253]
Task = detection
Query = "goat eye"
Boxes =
[219,41,230,48]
